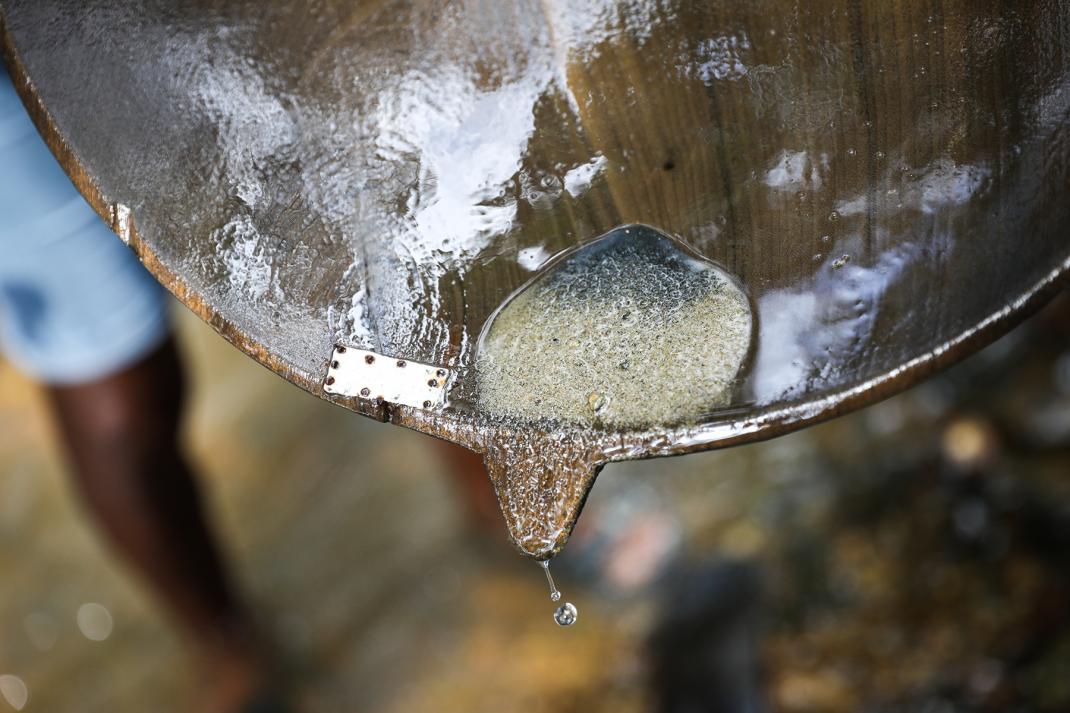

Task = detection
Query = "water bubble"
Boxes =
[554,602,578,627]
[832,254,851,269]
[846,147,857,157]
[828,211,840,222]
[821,234,831,243]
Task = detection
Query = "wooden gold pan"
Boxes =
[2,1,1069,552]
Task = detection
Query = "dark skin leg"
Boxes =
[46,337,270,712]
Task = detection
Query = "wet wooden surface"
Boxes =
[1,0,1068,464]
[2,296,1069,712]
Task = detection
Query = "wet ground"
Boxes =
[1,294,1069,713]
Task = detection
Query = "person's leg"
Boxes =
[2,58,283,712]
[46,335,232,635]
[46,336,274,712]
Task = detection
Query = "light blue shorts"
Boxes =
[0,61,170,385]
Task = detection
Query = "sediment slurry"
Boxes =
[475,225,754,557]
[476,225,753,429]
[481,428,605,559]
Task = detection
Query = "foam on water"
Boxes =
[476,226,753,561]
[476,225,753,429]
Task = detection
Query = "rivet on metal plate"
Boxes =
[323,345,451,410]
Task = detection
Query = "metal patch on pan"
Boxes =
[323,345,451,410]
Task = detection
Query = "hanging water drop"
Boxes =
[554,602,578,627]
[539,560,578,626]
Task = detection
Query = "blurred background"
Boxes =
[1,291,1069,713]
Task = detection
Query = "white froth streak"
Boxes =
[563,155,607,197]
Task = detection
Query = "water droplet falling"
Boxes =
[539,560,578,626]
[554,602,578,627]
